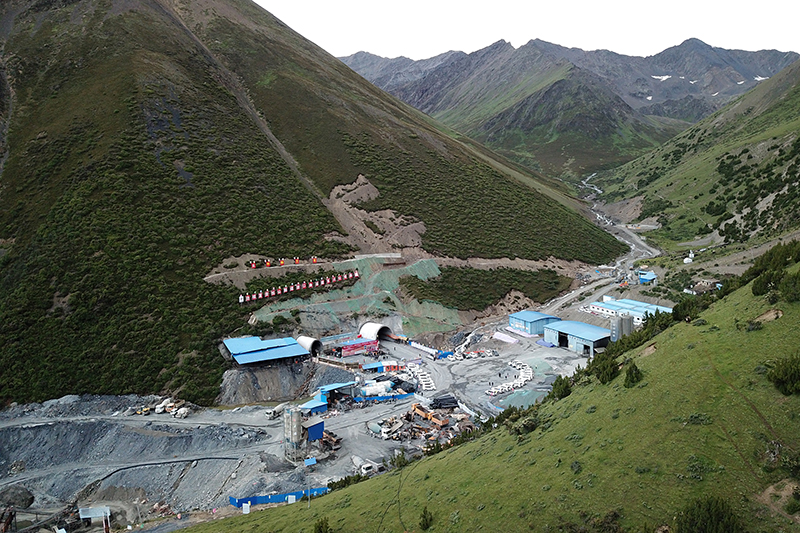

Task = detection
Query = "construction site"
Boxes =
[0,220,664,532]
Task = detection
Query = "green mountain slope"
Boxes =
[473,65,683,177]
[598,58,800,248]
[188,255,800,531]
[0,0,625,404]
[388,41,685,178]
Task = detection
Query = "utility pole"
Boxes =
[304,457,316,509]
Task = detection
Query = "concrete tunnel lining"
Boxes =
[296,336,322,356]
[359,322,392,341]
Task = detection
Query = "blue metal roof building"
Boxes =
[314,381,358,402]
[638,270,658,284]
[543,321,611,357]
[223,336,309,365]
[300,398,328,415]
[588,298,672,325]
[509,310,561,335]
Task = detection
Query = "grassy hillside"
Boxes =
[598,58,800,249]
[0,0,625,405]
[187,250,800,531]
[471,66,684,178]
[0,0,350,404]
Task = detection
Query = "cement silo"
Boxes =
[284,406,303,461]
[621,314,634,336]
[609,316,623,342]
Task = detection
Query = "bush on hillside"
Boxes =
[588,352,620,384]
[314,517,333,533]
[752,269,785,296]
[419,506,434,530]
[766,352,800,395]
[550,375,572,400]
[624,361,643,388]
[675,496,744,533]
[779,271,800,302]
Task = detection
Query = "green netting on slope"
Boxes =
[250,258,460,335]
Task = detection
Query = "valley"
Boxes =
[0,0,799,531]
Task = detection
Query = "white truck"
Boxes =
[265,402,288,420]
[352,455,378,476]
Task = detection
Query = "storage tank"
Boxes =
[609,316,622,342]
[284,406,303,446]
[621,314,634,336]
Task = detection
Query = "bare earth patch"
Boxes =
[594,196,643,224]
[641,344,657,357]
[756,309,783,323]
[203,174,590,289]
[754,479,800,523]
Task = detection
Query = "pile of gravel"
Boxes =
[0,484,34,508]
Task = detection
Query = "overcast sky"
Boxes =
[254,1,799,60]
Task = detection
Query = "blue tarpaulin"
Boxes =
[229,488,329,507]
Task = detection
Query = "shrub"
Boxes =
[314,517,333,533]
[550,375,572,400]
[766,352,800,395]
[779,271,800,302]
[419,506,434,530]
[589,352,620,384]
[675,496,744,533]
[624,361,643,388]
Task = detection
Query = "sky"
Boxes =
[254,1,800,60]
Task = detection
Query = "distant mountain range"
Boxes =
[341,39,798,178]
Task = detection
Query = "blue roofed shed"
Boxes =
[223,336,309,365]
[361,362,384,372]
[638,271,658,284]
[543,321,611,357]
[300,398,328,415]
[302,417,324,442]
[509,310,561,335]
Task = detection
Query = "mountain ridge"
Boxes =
[341,38,798,177]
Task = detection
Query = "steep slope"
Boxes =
[0,0,625,405]
[187,250,800,531]
[474,65,678,175]
[341,38,798,178]
[598,58,800,248]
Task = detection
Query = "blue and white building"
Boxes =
[508,310,561,335]
[543,321,611,357]
[222,336,309,365]
[588,297,672,326]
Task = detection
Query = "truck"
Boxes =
[265,402,288,420]
[352,455,378,476]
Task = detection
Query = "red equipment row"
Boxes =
[248,256,319,269]
[238,270,359,304]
